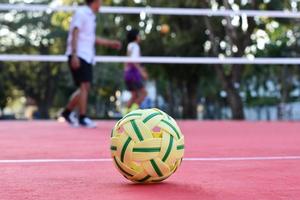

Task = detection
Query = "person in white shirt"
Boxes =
[62,0,121,128]
[124,29,148,113]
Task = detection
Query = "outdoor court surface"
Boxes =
[0,121,300,200]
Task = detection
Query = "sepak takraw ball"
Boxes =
[110,108,184,183]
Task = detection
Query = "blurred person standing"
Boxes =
[62,0,121,128]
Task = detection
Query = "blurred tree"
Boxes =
[0,63,12,115]
[199,0,261,119]
[0,0,68,118]
[0,0,299,120]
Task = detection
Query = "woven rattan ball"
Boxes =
[111,108,184,183]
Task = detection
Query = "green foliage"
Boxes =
[0,0,300,119]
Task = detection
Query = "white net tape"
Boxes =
[0,3,300,18]
[0,55,300,65]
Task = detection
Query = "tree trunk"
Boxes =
[167,78,176,117]
[278,66,291,120]
[34,63,59,119]
[202,13,245,120]
[37,103,50,119]
[182,77,198,119]
[226,85,245,119]
[214,65,245,120]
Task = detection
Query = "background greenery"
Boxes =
[0,0,300,120]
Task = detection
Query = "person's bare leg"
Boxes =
[136,87,147,105]
[77,82,96,128]
[66,89,80,111]
[79,82,90,116]
[127,91,138,108]
[62,89,81,125]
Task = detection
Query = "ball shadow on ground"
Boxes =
[109,180,216,200]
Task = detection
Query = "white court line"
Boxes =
[1,156,300,164]
[184,156,300,161]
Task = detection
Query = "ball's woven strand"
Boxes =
[111,108,184,183]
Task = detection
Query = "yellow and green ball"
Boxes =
[110,108,184,183]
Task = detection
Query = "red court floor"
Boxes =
[0,121,300,200]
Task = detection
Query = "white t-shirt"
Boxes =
[66,6,96,64]
[127,42,141,58]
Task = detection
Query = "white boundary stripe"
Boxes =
[1,156,300,164]
[0,158,112,164]
[0,4,300,18]
[1,55,300,65]
[184,156,300,161]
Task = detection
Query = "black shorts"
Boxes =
[68,56,93,87]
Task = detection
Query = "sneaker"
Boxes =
[79,117,97,128]
[129,103,139,112]
[62,110,79,127]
